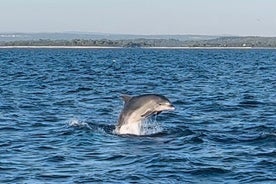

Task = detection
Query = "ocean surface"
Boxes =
[0,48,275,183]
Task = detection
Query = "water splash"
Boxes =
[67,118,92,130]
[140,118,164,135]
[67,118,116,135]
[115,116,164,136]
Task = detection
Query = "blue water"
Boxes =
[0,48,275,183]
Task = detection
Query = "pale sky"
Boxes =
[0,0,276,36]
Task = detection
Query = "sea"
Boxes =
[0,48,275,183]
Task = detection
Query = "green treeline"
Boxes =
[1,37,276,47]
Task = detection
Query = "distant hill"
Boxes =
[0,32,218,42]
[1,32,276,48]
[185,36,276,47]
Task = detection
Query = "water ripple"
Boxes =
[0,48,275,183]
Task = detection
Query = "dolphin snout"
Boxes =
[170,105,175,110]
[167,104,175,110]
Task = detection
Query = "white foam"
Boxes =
[115,118,163,136]
[67,118,92,129]
[140,118,163,135]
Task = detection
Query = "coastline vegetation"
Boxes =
[1,37,276,48]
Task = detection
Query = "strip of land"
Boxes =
[0,46,259,49]
[1,34,276,48]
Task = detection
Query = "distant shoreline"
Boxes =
[0,46,122,49]
[1,46,276,49]
[1,34,276,48]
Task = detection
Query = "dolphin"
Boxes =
[115,94,175,135]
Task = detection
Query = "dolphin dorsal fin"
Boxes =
[121,94,132,103]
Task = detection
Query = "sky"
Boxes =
[0,0,276,36]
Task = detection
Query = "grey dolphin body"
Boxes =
[115,94,175,134]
